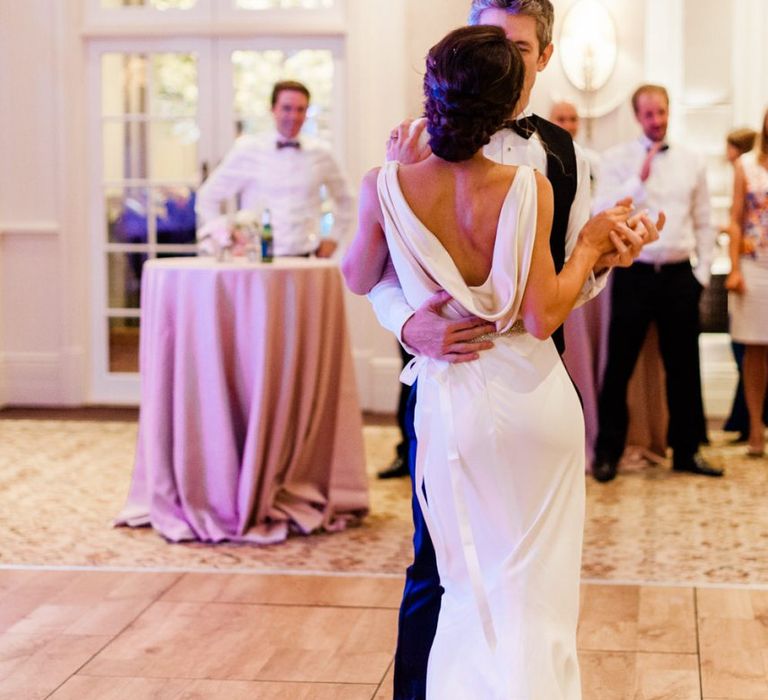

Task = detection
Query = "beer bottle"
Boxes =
[260,208,274,263]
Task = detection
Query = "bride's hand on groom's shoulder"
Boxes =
[386,118,432,164]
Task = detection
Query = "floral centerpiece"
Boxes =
[197,210,260,259]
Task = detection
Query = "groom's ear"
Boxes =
[537,43,554,72]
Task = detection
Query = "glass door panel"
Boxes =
[154,186,198,244]
[91,39,212,402]
[149,120,200,179]
[108,318,141,373]
[106,186,149,243]
[101,53,148,115]
[108,252,144,309]
[102,120,149,180]
[151,53,199,117]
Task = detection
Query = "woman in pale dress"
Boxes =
[343,26,647,699]
[726,108,768,457]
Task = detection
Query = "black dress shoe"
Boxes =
[592,457,618,483]
[377,456,410,479]
[672,453,724,477]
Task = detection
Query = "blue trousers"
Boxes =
[393,380,443,700]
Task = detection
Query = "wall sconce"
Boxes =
[559,0,618,139]
[560,0,617,91]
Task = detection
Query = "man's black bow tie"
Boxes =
[276,140,301,149]
[502,116,537,139]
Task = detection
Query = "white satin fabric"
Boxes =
[379,162,585,699]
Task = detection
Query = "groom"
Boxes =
[368,2,655,698]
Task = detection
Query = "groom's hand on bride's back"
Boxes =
[386,118,432,164]
[402,290,496,363]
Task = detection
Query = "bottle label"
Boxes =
[261,232,274,262]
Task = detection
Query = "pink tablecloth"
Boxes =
[563,279,668,465]
[116,257,369,544]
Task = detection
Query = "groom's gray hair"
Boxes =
[468,0,554,52]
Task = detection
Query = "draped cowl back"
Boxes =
[376,161,538,334]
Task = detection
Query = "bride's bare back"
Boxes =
[396,155,520,287]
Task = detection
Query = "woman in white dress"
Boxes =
[343,26,645,699]
[726,108,768,457]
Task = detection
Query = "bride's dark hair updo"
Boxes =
[424,25,525,162]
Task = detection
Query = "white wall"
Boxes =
[0,0,88,406]
[342,0,411,413]
[403,1,471,118]
[342,0,472,413]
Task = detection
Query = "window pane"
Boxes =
[103,121,149,181]
[108,252,145,309]
[101,0,197,9]
[149,120,199,180]
[232,49,333,140]
[235,0,333,8]
[152,53,198,117]
[109,317,140,374]
[102,53,148,116]
[154,186,198,244]
[106,186,149,243]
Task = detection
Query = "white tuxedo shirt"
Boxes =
[196,131,353,256]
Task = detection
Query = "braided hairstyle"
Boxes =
[424,25,524,163]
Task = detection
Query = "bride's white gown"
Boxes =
[379,162,585,700]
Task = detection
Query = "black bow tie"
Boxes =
[276,140,301,149]
[502,116,537,139]
[647,143,670,152]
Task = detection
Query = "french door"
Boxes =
[88,35,344,403]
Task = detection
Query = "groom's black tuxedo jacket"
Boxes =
[527,115,578,355]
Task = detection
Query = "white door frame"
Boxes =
[87,37,214,404]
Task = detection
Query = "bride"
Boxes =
[343,25,655,699]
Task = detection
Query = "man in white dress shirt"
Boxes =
[591,84,722,481]
[196,80,353,257]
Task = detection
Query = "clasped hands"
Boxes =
[583,199,665,272]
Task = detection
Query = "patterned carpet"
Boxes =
[0,418,766,585]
